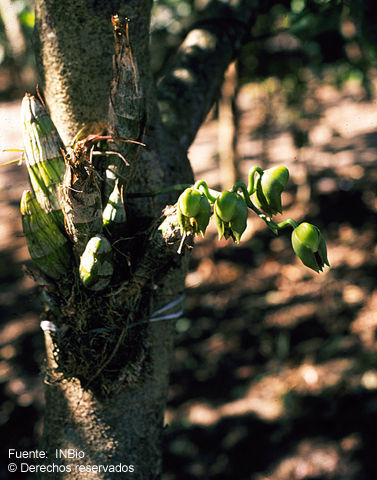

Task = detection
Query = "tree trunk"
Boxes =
[218,61,240,190]
[34,2,190,478]
[32,0,260,478]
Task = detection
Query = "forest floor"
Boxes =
[0,81,377,480]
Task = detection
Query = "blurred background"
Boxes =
[1,0,377,478]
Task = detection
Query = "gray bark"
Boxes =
[33,0,260,478]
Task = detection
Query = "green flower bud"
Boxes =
[291,222,330,273]
[254,166,289,216]
[214,191,248,243]
[214,190,238,222]
[178,188,202,217]
[177,188,211,236]
[229,195,248,243]
[195,195,211,235]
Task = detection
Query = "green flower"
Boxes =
[254,166,289,216]
[213,191,248,243]
[291,222,330,272]
[177,187,211,236]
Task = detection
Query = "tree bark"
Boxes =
[34,2,192,478]
[33,0,261,478]
[218,61,240,189]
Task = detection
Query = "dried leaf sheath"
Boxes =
[20,190,71,280]
[109,15,144,141]
[105,15,146,198]
[21,94,66,229]
[60,143,103,255]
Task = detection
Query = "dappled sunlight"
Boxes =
[351,291,377,352]
[0,315,39,345]
[185,257,243,289]
[264,302,318,327]
[360,370,377,390]
[329,244,369,269]
[167,358,355,428]
[256,438,355,480]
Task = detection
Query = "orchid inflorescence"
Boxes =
[177,166,330,273]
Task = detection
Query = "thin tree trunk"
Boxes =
[218,61,240,189]
[32,0,261,478]
[0,0,26,60]
[34,2,190,478]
